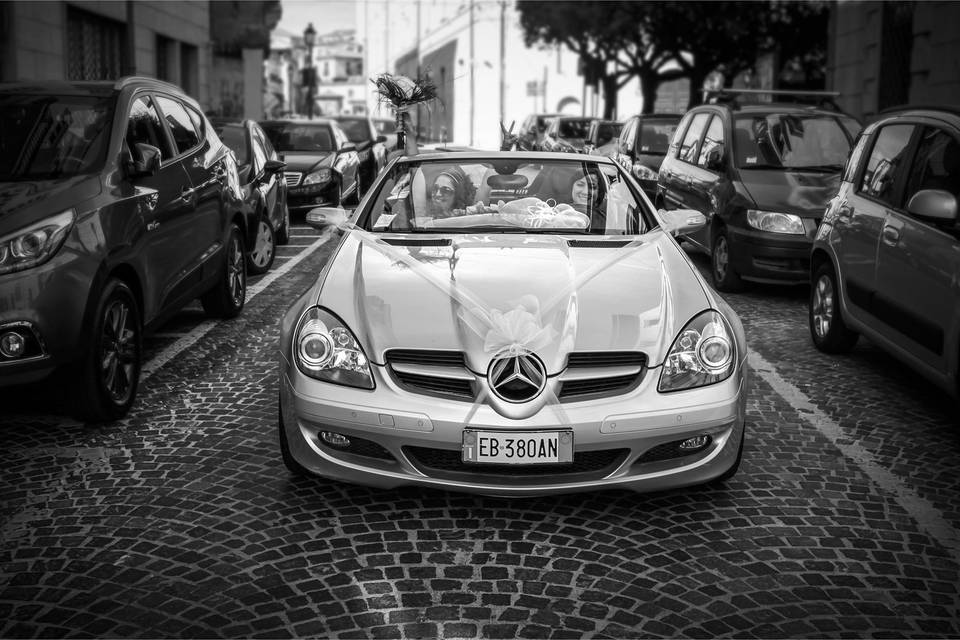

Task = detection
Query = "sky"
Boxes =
[275,0,357,38]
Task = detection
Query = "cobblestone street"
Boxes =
[1,229,958,638]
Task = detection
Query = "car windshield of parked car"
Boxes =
[595,122,623,145]
[362,158,649,235]
[558,119,590,139]
[374,119,396,134]
[214,123,248,165]
[733,113,853,170]
[260,123,335,152]
[638,120,679,155]
[0,94,114,181]
[335,118,372,143]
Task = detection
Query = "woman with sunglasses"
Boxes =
[428,166,478,218]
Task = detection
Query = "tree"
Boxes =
[517,1,830,114]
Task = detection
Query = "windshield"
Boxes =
[595,122,623,145]
[361,159,649,235]
[638,120,679,155]
[0,94,114,181]
[335,118,372,143]
[374,119,396,134]
[260,122,335,152]
[733,113,853,169]
[558,119,591,139]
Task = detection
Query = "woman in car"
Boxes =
[427,166,478,218]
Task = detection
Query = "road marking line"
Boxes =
[140,236,329,380]
[749,348,960,563]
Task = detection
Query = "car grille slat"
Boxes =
[385,349,475,400]
[284,172,302,187]
[385,349,465,367]
[558,351,647,400]
[566,352,647,368]
[559,374,639,398]
[404,446,629,479]
[393,371,474,397]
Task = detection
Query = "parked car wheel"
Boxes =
[276,202,290,245]
[72,279,142,422]
[201,224,246,318]
[247,214,276,275]
[279,398,308,476]
[809,261,859,353]
[711,224,746,292]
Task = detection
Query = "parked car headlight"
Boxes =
[0,209,75,276]
[633,164,658,180]
[295,306,374,389]
[746,209,805,234]
[658,310,735,392]
[303,168,333,185]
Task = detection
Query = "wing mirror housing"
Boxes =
[906,189,958,224]
[704,146,725,172]
[305,206,348,230]
[657,208,707,236]
[263,159,286,174]
[124,143,161,179]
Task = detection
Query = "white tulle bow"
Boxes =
[458,294,555,355]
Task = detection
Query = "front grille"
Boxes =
[404,446,629,480]
[284,172,302,187]
[385,349,475,401]
[558,351,646,400]
[634,436,712,465]
[567,239,633,248]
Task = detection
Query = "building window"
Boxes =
[66,6,124,81]
[181,43,198,96]
[156,34,174,83]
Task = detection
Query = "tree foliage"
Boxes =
[516,0,829,115]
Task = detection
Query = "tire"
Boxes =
[201,223,246,319]
[809,261,859,353]
[713,428,744,484]
[275,202,290,245]
[72,279,142,422]
[711,224,746,292]
[279,396,309,476]
[246,214,276,276]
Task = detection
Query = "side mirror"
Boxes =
[657,208,707,236]
[376,134,387,144]
[341,142,357,153]
[907,189,958,223]
[305,206,348,230]
[263,159,286,174]
[125,143,161,179]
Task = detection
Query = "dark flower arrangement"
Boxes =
[371,73,439,150]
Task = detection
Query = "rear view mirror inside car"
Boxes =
[487,174,529,190]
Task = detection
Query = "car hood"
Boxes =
[738,168,842,218]
[0,175,101,233]
[316,231,712,375]
[280,152,335,173]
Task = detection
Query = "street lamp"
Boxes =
[303,22,316,119]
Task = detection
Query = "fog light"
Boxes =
[679,435,711,451]
[0,332,25,358]
[320,431,351,448]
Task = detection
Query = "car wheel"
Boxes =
[279,396,309,476]
[276,202,290,245]
[711,225,746,292]
[201,223,246,319]
[246,214,276,276]
[809,261,859,353]
[72,279,142,422]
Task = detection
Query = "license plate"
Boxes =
[462,430,573,464]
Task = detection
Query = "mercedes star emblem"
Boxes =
[488,349,547,403]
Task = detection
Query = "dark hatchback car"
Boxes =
[332,115,388,196]
[259,119,361,216]
[613,113,682,199]
[657,93,861,291]
[541,116,593,153]
[212,118,289,275]
[810,105,960,398]
[0,77,247,421]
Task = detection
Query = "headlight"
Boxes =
[633,164,658,180]
[303,168,333,185]
[294,306,374,389]
[0,209,75,276]
[746,209,805,234]
[658,310,735,392]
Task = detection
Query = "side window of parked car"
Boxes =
[678,113,710,164]
[903,128,960,203]
[127,95,174,161]
[843,133,869,184]
[697,115,725,167]
[618,119,636,155]
[154,95,201,155]
[255,126,277,161]
[859,124,915,206]
[250,127,267,175]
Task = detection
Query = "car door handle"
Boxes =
[180,187,194,202]
[882,225,900,245]
[146,220,160,232]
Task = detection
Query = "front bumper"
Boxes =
[728,224,815,284]
[279,357,747,496]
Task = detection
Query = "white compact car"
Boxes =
[278,151,749,496]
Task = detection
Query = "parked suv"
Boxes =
[657,92,861,291]
[0,77,247,421]
[613,113,681,200]
[809,105,960,398]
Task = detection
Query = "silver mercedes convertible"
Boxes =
[278,151,748,496]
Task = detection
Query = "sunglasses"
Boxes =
[432,185,455,196]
